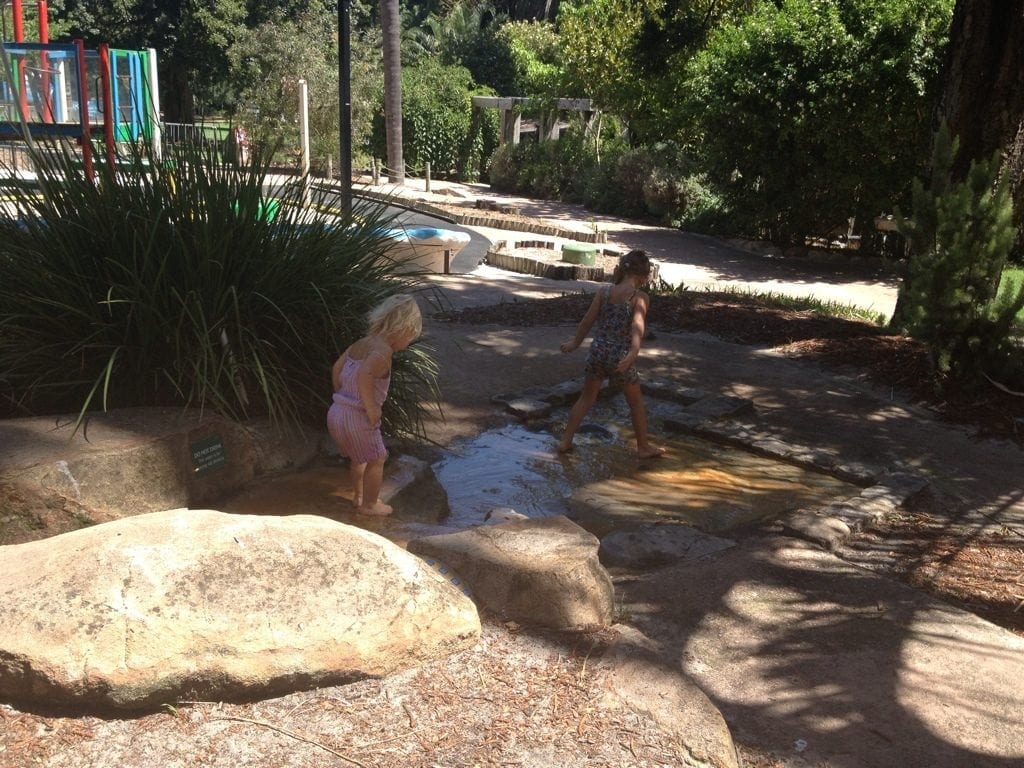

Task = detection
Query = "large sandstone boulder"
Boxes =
[408,515,614,630]
[0,509,480,710]
[0,409,321,544]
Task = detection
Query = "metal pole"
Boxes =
[298,78,310,206]
[99,44,116,171]
[146,48,162,164]
[74,39,93,182]
[337,0,352,215]
[298,78,310,177]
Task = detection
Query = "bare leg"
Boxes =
[357,455,393,516]
[558,378,603,452]
[623,381,664,458]
[348,461,366,508]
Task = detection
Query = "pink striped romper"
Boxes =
[326,355,391,464]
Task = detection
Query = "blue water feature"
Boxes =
[383,226,450,242]
[403,227,446,239]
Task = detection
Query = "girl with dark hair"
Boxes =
[558,250,665,459]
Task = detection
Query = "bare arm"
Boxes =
[560,291,603,353]
[616,291,650,372]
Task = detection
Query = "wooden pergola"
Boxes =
[471,96,594,144]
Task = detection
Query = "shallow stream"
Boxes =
[224,399,859,542]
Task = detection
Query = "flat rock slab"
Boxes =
[616,536,1024,766]
[598,625,739,768]
[600,523,735,568]
[408,515,614,630]
[0,509,480,710]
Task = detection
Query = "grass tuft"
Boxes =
[651,280,888,325]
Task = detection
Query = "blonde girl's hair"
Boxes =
[368,294,422,339]
[612,249,652,284]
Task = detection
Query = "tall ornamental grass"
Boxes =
[0,140,440,438]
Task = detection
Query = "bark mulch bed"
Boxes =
[436,290,1024,639]
[0,623,700,768]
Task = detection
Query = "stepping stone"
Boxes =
[600,523,735,568]
[504,397,553,420]
[642,378,708,405]
[685,394,755,421]
[778,509,853,551]
[408,516,614,630]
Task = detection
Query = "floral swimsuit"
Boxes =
[585,284,639,387]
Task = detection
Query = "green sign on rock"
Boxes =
[191,435,226,474]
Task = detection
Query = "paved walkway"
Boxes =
[366,176,901,320]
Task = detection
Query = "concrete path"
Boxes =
[369,176,901,320]
[619,536,1024,768]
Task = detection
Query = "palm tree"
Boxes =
[380,0,404,183]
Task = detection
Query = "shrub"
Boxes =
[458,102,502,183]
[497,20,563,97]
[682,0,953,245]
[485,130,720,227]
[894,125,1024,388]
[371,58,492,181]
[487,143,519,192]
[0,141,439,437]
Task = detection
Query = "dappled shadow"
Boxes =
[3,231,1021,763]
[613,534,1024,766]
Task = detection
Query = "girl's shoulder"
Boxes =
[347,335,391,361]
[345,337,370,360]
[629,288,651,310]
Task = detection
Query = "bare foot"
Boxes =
[556,441,575,454]
[638,444,665,459]
[357,501,393,517]
[351,494,362,509]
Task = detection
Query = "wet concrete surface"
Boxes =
[220,398,860,546]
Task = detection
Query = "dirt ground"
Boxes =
[2,279,1022,768]
[2,623,712,768]
[437,291,1024,639]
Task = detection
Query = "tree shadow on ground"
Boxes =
[613,534,1024,767]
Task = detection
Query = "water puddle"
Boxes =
[431,399,860,535]
[219,461,453,545]
[432,422,621,528]
[221,399,860,541]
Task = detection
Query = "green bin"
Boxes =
[562,243,597,266]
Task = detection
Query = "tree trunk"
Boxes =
[380,0,404,184]
[162,59,194,124]
[939,0,1024,255]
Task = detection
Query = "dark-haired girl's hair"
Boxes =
[612,249,652,284]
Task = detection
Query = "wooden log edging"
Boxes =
[353,187,607,244]
[485,248,607,281]
[486,240,661,283]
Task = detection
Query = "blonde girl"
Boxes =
[327,294,422,516]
